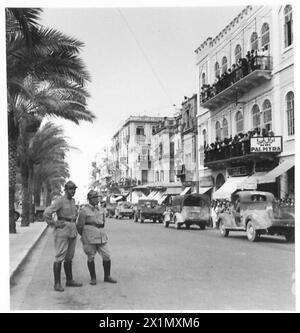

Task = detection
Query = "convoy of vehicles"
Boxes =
[163,194,210,230]
[133,199,165,223]
[217,191,295,242]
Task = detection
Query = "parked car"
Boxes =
[163,194,210,230]
[217,191,295,242]
[134,199,165,223]
[115,201,134,219]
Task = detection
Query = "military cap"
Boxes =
[87,190,101,199]
[64,180,78,189]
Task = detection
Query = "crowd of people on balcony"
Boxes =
[200,47,270,104]
[204,126,275,163]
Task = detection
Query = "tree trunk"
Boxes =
[9,139,18,233]
[21,165,30,227]
[28,167,35,223]
[46,183,52,206]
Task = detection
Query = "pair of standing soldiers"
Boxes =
[43,181,117,292]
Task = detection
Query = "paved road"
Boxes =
[10,218,295,311]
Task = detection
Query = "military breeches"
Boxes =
[54,235,77,263]
[83,242,110,262]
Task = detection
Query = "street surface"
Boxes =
[10,218,295,311]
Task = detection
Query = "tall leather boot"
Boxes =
[87,260,97,285]
[64,261,82,287]
[103,260,117,283]
[53,262,64,292]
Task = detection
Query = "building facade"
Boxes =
[111,116,163,185]
[195,5,294,199]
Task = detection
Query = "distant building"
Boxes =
[195,5,294,199]
[111,116,163,185]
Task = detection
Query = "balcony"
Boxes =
[204,138,279,170]
[200,56,272,111]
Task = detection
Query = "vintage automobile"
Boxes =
[217,191,295,242]
[163,194,210,230]
[134,199,165,223]
[115,201,134,219]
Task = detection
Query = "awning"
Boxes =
[152,191,165,201]
[237,172,268,190]
[212,177,248,200]
[158,194,169,205]
[258,157,295,184]
[180,187,191,196]
[147,191,158,200]
[198,187,212,194]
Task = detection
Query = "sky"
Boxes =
[38,3,247,201]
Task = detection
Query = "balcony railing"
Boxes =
[200,55,272,110]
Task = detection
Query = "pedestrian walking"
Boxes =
[76,190,117,285]
[43,180,82,292]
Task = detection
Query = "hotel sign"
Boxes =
[250,136,282,153]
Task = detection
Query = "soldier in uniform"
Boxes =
[44,180,82,292]
[76,190,117,285]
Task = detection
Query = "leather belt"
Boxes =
[57,217,75,222]
[85,222,104,228]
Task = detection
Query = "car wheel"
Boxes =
[219,220,229,237]
[153,218,156,223]
[285,230,295,243]
[199,225,206,230]
[185,223,190,229]
[246,221,259,242]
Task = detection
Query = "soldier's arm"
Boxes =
[76,208,86,236]
[43,199,62,227]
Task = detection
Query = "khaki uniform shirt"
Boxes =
[76,204,108,245]
[44,195,78,238]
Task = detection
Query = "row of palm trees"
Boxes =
[7,8,95,233]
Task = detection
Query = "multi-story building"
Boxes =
[195,5,294,199]
[180,94,199,193]
[111,116,163,185]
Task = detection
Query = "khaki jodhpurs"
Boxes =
[83,242,110,262]
[54,235,77,263]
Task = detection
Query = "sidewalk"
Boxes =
[9,221,48,279]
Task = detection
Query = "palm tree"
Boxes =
[7,8,95,232]
[18,122,71,225]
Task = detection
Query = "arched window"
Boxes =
[222,56,228,74]
[215,62,220,78]
[284,5,293,48]
[235,44,242,63]
[215,121,221,140]
[216,173,225,190]
[202,129,207,148]
[252,104,261,128]
[250,32,258,51]
[201,72,206,86]
[261,23,270,51]
[262,99,272,131]
[222,118,228,138]
[286,91,294,136]
[235,111,244,133]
